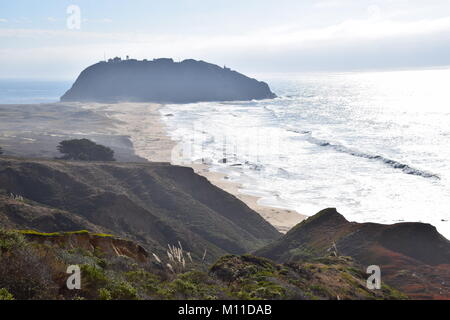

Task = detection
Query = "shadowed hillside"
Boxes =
[0,156,280,263]
[255,208,450,299]
[61,58,276,103]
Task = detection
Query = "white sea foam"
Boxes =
[159,68,450,239]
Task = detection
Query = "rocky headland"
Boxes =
[61,58,276,103]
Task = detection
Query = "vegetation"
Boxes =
[0,230,57,299]
[254,207,450,299]
[0,229,406,300]
[209,254,405,300]
[0,288,14,300]
[56,139,115,161]
[18,230,113,237]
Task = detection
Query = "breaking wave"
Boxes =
[303,133,440,179]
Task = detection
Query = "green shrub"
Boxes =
[251,284,285,299]
[0,288,14,300]
[98,288,112,300]
[125,270,160,295]
[109,281,139,300]
[80,264,108,288]
[0,229,27,251]
[170,278,198,296]
[0,231,56,299]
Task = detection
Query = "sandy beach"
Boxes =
[106,102,307,233]
[188,163,307,233]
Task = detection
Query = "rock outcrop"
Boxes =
[61,58,276,103]
[255,208,450,299]
[209,254,405,300]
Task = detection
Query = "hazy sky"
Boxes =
[2,0,450,79]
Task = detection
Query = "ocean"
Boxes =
[0,79,71,104]
[160,68,450,238]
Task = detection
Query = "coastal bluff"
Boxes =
[255,208,450,299]
[61,58,276,103]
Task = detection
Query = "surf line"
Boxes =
[304,134,440,179]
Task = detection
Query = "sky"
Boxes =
[2,0,450,79]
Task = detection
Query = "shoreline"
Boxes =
[117,102,307,233]
[187,163,307,233]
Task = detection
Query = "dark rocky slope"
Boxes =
[0,156,281,262]
[255,208,450,299]
[61,58,276,103]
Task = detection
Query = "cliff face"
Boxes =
[22,231,149,262]
[0,156,281,262]
[255,208,450,299]
[60,58,276,103]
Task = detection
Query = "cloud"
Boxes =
[3,14,450,47]
[2,13,450,77]
[98,18,113,23]
[0,18,7,23]
[12,17,32,23]
[313,0,346,9]
[82,18,113,23]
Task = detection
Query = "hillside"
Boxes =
[0,156,281,263]
[0,229,404,300]
[255,208,450,299]
[1,156,447,299]
[60,58,276,103]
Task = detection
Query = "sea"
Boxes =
[160,68,450,239]
[0,79,71,104]
[2,68,450,238]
